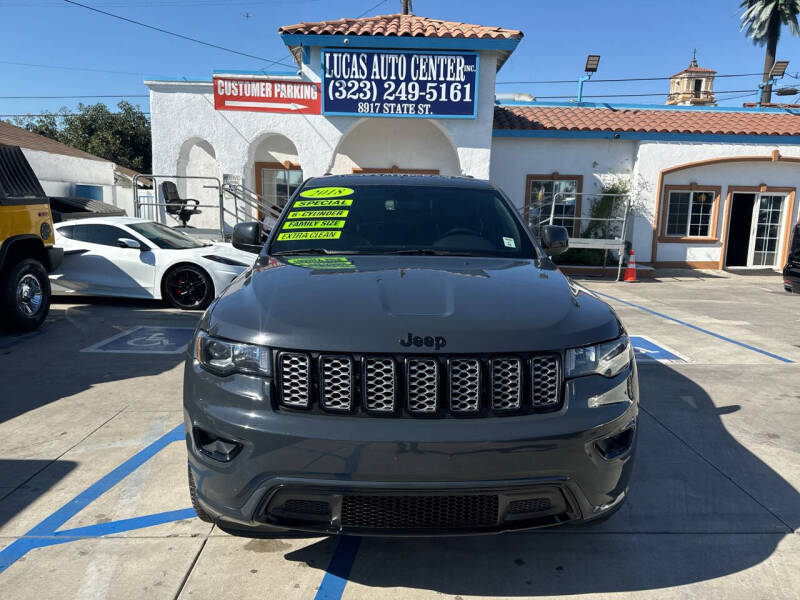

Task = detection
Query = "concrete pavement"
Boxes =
[0,272,798,599]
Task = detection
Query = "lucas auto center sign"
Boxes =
[322,50,478,118]
[213,76,321,114]
[212,50,477,119]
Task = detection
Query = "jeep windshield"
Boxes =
[268,184,538,258]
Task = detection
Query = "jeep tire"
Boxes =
[1,259,51,332]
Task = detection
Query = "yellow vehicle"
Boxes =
[0,144,62,331]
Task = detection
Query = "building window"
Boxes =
[662,187,719,240]
[255,162,302,210]
[525,175,582,235]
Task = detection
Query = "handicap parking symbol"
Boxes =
[630,335,688,363]
[81,326,195,354]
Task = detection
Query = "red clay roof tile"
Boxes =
[493,105,800,137]
[279,14,522,40]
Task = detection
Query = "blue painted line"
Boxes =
[51,508,197,539]
[313,536,362,600]
[595,291,795,364]
[0,424,186,575]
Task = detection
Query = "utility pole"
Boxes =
[401,0,412,15]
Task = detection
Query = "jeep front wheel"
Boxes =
[1,259,51,331]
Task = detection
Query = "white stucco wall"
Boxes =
[20,147,133,215]
[635,142,800,264]
[489,137,637,211]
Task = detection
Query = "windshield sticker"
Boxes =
[287,209,349,219]
[287,256,354,270]
[502,236,516,248]
[282,219,346,230]
[299,187,354,199]
[294,198,353,208]
[276,230,342,241]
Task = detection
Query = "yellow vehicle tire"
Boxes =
[1,258,51,331]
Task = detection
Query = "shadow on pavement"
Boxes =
[0,301,198,425]
[0,459,77,529]
[283,361,798,595]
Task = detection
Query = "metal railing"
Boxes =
[131,174,283,240]
[526,192,632,280]
[222,183,282,229]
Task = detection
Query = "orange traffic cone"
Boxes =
[623,250,637,282]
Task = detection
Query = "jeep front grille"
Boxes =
[278,353,310,408]
[276,351,562,417]
[320,356,353,411]
[406,358,439,413]
[532,355,560,406]
[363,357,396,413]
[449,359,480,413]
[490,358,522,410]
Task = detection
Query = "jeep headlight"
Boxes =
[565,335,632,379]
[195,331,271,377]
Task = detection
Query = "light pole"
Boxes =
[577,55,600,103]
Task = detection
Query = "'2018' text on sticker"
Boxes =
[299,187,354,199]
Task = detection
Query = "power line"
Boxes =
[62,0,295,69]
[497,73,765,85]
[1,113,150,117]
[528,89,758,100]
[355,0,391,18]
[0,94,148,99]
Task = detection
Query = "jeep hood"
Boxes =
[204,256,621,353]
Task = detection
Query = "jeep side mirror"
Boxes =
[117,237,141,250]
[232,221,263,253]
[540,225,569,257]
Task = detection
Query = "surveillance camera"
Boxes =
[297,70,302,76]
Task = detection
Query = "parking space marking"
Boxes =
[80,326,195,354]
[594,291,794,364]
[314,536,361,600]
[0,423,190,575]
[630,335,688,363]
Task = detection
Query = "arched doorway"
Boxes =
[330,119,460,176]
[250,134,302,213]
[176,138,220,229]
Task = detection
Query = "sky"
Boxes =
[3,0,800,118]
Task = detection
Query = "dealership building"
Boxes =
[146,13,800,270]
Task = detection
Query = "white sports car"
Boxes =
[50,217,255,310]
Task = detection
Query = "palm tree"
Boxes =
[740,0,800,105]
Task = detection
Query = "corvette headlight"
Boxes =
[565,335,632,379]
[195,331,271,377]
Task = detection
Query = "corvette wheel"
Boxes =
[162,265,213,310]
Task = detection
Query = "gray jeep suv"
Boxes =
[184,174,638,536]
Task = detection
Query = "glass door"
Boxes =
[748,194,785,268]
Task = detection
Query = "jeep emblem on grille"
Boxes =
[399,333,447,350]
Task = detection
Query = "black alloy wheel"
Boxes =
[162,265,214,310]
